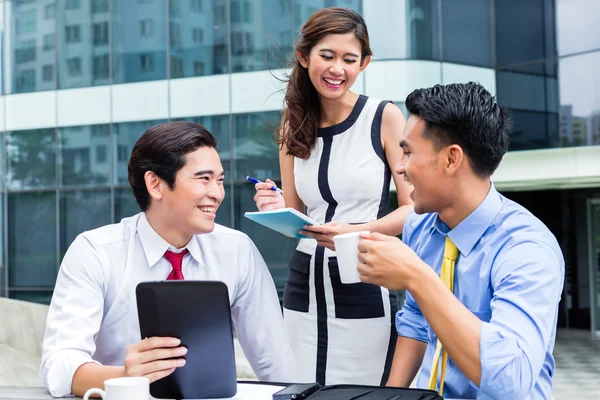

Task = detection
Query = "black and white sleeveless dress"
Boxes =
[283,95,397,386]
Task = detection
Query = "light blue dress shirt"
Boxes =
[396,184,564,400]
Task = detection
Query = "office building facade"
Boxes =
[0,0,598,337]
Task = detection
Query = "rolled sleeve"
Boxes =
[479,241,563,399]
[42,350,101,397]
[395,291,429,343]
[40,235,106,397]
[230,236,297,383]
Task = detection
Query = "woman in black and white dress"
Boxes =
[253,8,413,386]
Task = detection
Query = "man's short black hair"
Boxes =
[405,82,511,177]
[128,121,217,211]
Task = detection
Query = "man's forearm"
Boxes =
[409,266,482,386]
[386,336,427,387]
[72,363,125,397]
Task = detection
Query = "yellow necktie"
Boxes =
[427,236,459,396]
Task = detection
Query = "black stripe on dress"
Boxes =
[315,135,337,385]
[371,100,400,385]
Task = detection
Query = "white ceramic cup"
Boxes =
[333,231,370,284]
[83,377,149,400]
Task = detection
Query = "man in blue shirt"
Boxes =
[357,82,564,399]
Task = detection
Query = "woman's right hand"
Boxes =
[253,179,285,211]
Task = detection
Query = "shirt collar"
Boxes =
[432,183,503,257]
[137,213,206,268]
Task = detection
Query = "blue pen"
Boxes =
[246,176,283,193]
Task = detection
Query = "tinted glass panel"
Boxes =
[556,0,600,56]
[169,0,228,77]
[441,0,493,67]
[9,291,54,305]
[113,120,168,185]
[7,129,56,190]
[115,187,141,223]
[232,111,280,182]
[8,1,57,93]
[495,0,556,73]
[230,0,293,73]
[112,0,167,83]
[60,189,112,259]
[59,125,111,187]
[234,183,296,299]
[559,52,600,147]
[8,192,57,288]
[57,0,110,88]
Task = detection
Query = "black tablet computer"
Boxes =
[136,281,237,399]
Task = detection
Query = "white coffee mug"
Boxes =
[83,377,149,400]
[333,231,370,284]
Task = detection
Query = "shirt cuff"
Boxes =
[479,322,529,399]
[395,309,428,343]
[43,350,101,397]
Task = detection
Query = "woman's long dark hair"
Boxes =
[279,7,372,159]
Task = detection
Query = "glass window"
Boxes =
[170,23,182,48]
[45,4,56,19]
[232,111,280,181]
[93,22,109,46]
[192,0,203,12]
[66,57,82,76]
[441,0,493,67]
[93,54,110,80]
[18,9,37,34]
[557,0,600,56]
[66,0,81,10]
[229,0,292,73]
[495,0,555,73]
[559,52,600,147]
[42,64,54,82]
[115,188,142,222]
[60,190,112,259]
[140,20,154,37]
[7,129,56,190]
[112,1,167,83]
[58,5,110,88]
[141,53,154,71]
[65,25,81,43]
[169,0,228,78]
[9,291,54,305]
[113,120,169,185]
[92,0,109,14]
[8,192,57,288]
[8,1,57,93]
[346,0,441,61]
[234,183,296,299]
[16,69,36,93]
[193,61,204,76]
[59,125,111,187]
[170,56,184,78]
[508,110,559,151]
[497,59,560,151]
[192,28,204,44]
[43,34,55,51]
[16,39,36,64]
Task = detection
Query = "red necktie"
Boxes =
[164,249,188,281]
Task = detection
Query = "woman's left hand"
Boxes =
[300,221,357,251]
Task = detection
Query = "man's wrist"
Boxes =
[406,260,437,293]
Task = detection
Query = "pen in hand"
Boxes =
[246,176,284,194]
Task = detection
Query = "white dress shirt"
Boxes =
[40,213,297,397]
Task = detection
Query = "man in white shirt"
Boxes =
[40,121,297,397]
